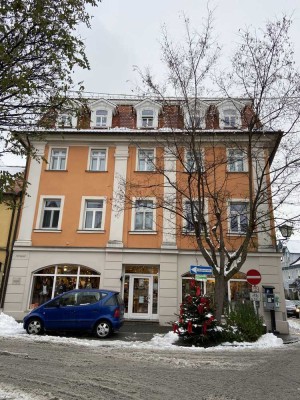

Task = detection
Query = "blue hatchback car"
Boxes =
[23,289,124,338]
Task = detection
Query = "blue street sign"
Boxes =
[190,265,213,275]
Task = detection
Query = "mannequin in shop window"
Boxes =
[39,278,50,304]
[57,279,67,295]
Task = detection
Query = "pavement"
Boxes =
[112,320,300,344]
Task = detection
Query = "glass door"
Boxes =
[124,274,158,320]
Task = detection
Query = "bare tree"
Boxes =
[118,13,300,322]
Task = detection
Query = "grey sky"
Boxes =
[73,0,300,94]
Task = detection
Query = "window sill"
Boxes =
[77,230,105,234]
[33,229,62,233]
[134,170,156,173]
[227,170,248,174]
[45,169,68,172]
[85,170,108,173]
[227,232,255,237]
[129,230,158,235]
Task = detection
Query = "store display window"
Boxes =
[29,264,100,308]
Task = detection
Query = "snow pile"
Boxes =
[0,312,25,336]
[288,319,300,333]
[217,333,283,349]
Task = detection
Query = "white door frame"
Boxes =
[124,274,158,320]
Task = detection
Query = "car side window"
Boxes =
[104,295,117,306]
[60,293,77,307]
[78,291,101,305]
[44,298,60,308]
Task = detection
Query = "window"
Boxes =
[29,265,101,308]
[186,150,204,172]
[41,199,61,229]
[141,109,154,127]
[89,149,106,171]
[184,200,201,233]
[95,110,108,127]
[49,148,67,170]
[223,109,237,128]
[57,114,72,128]
[137,149,154,171]
[134,200,154,231]
[228,149,245,172]
[84,200,104,230]
[229,202,248,233]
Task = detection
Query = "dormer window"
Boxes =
[223,109,237,128]
[218,100,244,129]
[134,99,162,129]
[142,109,154,127]
[184,100,209,129]
[90,99,117,129]
[96,110,108,127]
[57,113,76,128]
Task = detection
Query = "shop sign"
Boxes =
[195,274,207,281]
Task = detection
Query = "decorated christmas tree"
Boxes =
[173,279,218,346]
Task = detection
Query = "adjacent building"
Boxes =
[2,95,289,333]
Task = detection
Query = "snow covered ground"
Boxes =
[1,312,299,351]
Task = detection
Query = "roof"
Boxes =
[285,240,300,255]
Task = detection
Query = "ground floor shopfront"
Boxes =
[2,246,289,333]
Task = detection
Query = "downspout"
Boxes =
[0,154,29,309]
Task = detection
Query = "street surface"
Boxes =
[0,335,300,400]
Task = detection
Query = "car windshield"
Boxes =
[286,300,295,306]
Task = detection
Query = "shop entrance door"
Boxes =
[124,274,158,320]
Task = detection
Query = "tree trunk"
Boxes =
[214,275,226,323]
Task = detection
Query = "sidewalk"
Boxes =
[113,321,300,344]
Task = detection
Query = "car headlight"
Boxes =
[296,307,300,312]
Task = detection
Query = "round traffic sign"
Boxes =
[246,269,261,285]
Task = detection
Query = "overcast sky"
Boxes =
[73,0,300,95]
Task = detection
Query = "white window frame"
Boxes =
[48,147,68,171]
[56,113,77,128]
[87,147,108,172]
[95,109,108,127]
[218,101,243,129]
[90,99,117,128]
[227,148,247,172]
[131,197,156,233]
[184,102,208,129]
[78,196,106,232]
[35,195,65,231]
[134,99,162,129]
[183,198,208,234]
[185,148,205,173]
[136,148,155,171]
[228,200,249,234]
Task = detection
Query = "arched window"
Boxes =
[29,264,101,309]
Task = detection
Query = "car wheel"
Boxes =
[26,318,44,335]
[95,321,112,339]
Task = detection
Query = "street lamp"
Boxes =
[279,223,293,240]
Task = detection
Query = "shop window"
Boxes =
[29,264,101,309]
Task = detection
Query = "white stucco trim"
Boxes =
[78,196,107,231]
[35,195,65,231]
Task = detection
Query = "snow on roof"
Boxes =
[285,240,300,254]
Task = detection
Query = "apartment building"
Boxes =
[2,96,289,333]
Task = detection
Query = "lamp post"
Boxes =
[279,223,293,240]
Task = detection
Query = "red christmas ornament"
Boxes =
[197,304,204,314]
[187,295,193,303]
[189,279,196,289]
[187,321,193,334]
[196,286,201,297]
